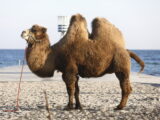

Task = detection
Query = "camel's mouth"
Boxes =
[21,29,29,40]
[21,29,36,44]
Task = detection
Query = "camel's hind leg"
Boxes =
[115,72,132,110]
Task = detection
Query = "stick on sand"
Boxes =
[44,90,52,120]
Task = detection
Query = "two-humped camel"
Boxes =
[21,14,144,110]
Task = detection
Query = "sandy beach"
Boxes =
[0,66,160,120]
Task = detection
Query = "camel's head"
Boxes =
[21,25,47,45]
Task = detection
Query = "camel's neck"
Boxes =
[26,40,55,77]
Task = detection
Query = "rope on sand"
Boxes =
[3,51,25,112]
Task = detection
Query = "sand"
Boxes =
[0,66,160,120]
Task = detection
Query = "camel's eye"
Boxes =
[31,28,37,33]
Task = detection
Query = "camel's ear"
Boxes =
[42,27,47,33]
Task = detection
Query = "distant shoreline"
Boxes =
[0,65,160,83]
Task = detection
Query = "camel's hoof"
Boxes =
[114,105,124,110]
[63,105,74,111]
[75,105,83,110]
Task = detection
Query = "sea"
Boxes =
[0,49,159,76]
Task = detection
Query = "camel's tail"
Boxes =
[127,50,145,73]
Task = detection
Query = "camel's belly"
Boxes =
[78,64,110,78]
[76,48,114,78]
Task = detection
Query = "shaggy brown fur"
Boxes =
[88,17,145,72]
[60,14,89,44]
[21,14,145,110]
[90,17,126,48]
[21,25,55,77]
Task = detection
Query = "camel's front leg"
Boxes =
[75,75,82,109]
[62,73,77,110]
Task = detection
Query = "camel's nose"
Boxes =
[21,31,26,37]
[22,31,26,34]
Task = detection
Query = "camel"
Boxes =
[21,14,145,110]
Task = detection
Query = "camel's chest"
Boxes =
[26,50,48,71]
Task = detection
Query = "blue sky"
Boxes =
[0,0,160,49]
